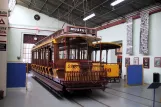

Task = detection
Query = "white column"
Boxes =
[0,0,8,97]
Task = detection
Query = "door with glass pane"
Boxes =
[23,43,35,72]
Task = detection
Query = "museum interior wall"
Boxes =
[98,11,161,84]
[7,5,69,88]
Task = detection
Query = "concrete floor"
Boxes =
[0,74,161,107]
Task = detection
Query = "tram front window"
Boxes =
[59,48,88,60]
[58,39,89,60]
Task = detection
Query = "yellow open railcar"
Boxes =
[92,42,121,83]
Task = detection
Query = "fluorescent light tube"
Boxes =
[111,0,125,6]
[83,13,95,21]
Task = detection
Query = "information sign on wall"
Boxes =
[0,43,6,51]
[133,57,139,65]
[0,26,7,35]
[0,10,7,17]
[0,9,8,42]
[125,57,130,67]
[154,57,161,67]
[143,57,150,69]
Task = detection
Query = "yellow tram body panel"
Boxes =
[65,62,105,81]
[65,62,80,72]
[92,63,102,71]
[65,62,80,81]
[104,63,119,78]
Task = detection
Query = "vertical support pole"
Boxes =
[100,43,102,63]
[37,50,38,65]
[34,50,36,65]
[37,49,38,65]
[153,89,155,107]
[40,48,43,66]
[35,50,37,65]
[88,46,91,60]
[43,48,44,66]
[31,51,33,64]
[83,50,84,60]
[39,49,40,65]
[64,38,66,59]
[38,49,41,65]
[80,49,82,60]
[33,51,35,64]
[95,50,97,62]
[78,47,80,60]
[54,43,58,62]
[67,38,70,60]
[46,47,50,66]
[106,50,108,64]
[33,50,35,64]
[100,50,102,63]
[44,47,46,66]
[75,48,76,60]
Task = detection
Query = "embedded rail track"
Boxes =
[33,76,110,107]
[104,87,161,107]
[34,74,161,107]
[33,76,161,107]
[107,87,161,103]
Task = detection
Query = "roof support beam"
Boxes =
[58,0,84,13]
[93,0,136,23]
[72,0,110,22]
[28,0,32,8]
[50,2,64,16]
[57,0,98,27]
[20,0,43,11]
[59,0,84,20]
[134,1,151,6]
[39,0,48,12]
[130,4,138,10]
[101,5,125,19]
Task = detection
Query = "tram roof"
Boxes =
[55,34,101,42]
[92,42,121,50]
[32,26,100,50]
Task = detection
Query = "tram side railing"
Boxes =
[64,71,107,82]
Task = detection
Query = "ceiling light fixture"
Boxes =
[111,0,125,6]
[83,13,95,21]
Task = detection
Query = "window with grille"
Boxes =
[23,43,35,63]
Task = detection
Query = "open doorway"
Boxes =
[23,34,47,72]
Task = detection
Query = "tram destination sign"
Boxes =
[67,26,96,35]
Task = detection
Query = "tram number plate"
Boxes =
[105,68,111,72]
[68,64,77,68]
